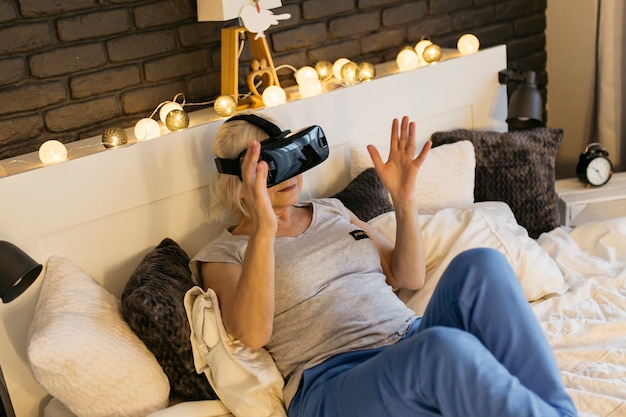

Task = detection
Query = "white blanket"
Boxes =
[536,219,626,417]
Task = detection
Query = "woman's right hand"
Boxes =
[239,140,278,235]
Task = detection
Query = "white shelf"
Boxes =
[556,172,626,227]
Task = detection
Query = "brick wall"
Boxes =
[0,0,547,160]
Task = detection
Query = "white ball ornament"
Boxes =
[38,140,68,164]
[457,34,480,55]
[295,66,319,85]
[262,85,287,107]
[134,118,161,141]
[396,49,418,71]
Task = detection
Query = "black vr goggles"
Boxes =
[214,114,329,187]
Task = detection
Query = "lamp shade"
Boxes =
[507,71,543,130]
[0,241,42,303]
[197,0,283,21]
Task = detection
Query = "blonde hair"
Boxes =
[208,113,283,223]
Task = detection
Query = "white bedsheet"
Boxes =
[536,219,626,417]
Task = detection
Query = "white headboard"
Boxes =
[0,45,506,417]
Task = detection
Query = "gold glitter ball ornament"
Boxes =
[357,62,376,82]
[214,95,237,117]
[102,127,128,148]
[315,60,333,81]
[423,44,442,63]
[165,109,189,131]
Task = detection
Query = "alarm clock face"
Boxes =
[586,156,612,186]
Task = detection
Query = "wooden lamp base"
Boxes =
[221,26,280,109]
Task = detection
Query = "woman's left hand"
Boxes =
[367,116,431,205]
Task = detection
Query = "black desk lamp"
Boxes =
[0,240,42,417]
[499,70,544,130]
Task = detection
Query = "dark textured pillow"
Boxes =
[121,238,217,401]
[333,167,393,222]
[430,128,563,238]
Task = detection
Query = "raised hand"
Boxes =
[367,116,431,205]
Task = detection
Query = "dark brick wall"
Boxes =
[0,0,547,160]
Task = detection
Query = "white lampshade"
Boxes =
[197,0,283,21]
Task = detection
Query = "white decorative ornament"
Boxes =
[332,58,351,80]
[39,140,68,165]
[134,118,161,141]
[295,66,319,85]
[396,49,418,71]
[239,0,291,40]
[262,85,286,107]
[457,34,480,55]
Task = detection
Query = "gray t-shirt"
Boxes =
[191,198,417,406]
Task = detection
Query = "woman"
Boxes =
[191,114,577,417]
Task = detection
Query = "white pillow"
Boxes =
[350,140,475,213]
[28,256,170,417]
[368,201,567,314]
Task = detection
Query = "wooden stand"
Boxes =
[221,26,280,109]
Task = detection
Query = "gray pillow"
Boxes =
[121,238,217,401]
[333,167,393,222]
[430,128,563,238]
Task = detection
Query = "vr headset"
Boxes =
[214,114,329,187]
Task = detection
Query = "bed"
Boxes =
[1,44,625,417]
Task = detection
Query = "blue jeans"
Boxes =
[288,248,577,417]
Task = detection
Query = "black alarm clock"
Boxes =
[576,142,613,187]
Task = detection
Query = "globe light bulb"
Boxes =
[299,78,323,98]
[134,118,161,141]
[214,95,237,117]
[262,85,287,107]
[457,33,480,55]
[315,60,333,81]
[295,66,319,85]
[38,140,68,164]
[415,39,433,60]
[159,101,183,123]
[396,49,418,71]
[422,44,442,64]
[102,127,128,148]
[340,61,359,85]
[332,58,351,80]
[358,62,376,82]
[165,109,189,131]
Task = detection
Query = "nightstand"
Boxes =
[555,172,626,227]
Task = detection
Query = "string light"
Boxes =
[340,61,360,85]
[422,44,442,64]
[159,101,184,124]
[214,95,237,117]
[358,62,376,82]
[102,127,128,148]
[396,48,419,71]
[415,39,432,60]
[295,66,319,85]
[38,140,68,165]
[315,61,333,81]
[332,58,351,80]
[262,85,287,107]
[457,34,480,55]
[165,109,189,131]
[134,118,161,141]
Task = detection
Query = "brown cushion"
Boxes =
[121,238,217,401]
[430,128,563,238]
